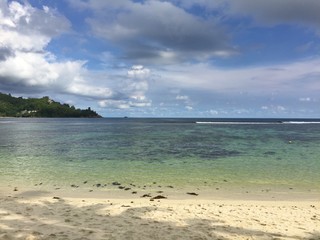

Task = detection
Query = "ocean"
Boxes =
[0,118,319,196]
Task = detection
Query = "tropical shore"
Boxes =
[1,185,319,240]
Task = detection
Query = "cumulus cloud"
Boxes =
[0,1,70,51]
[127,65,151,79]
[0,1,75,94]
[122,65,151,107]
[174,93,194,111]
[96,65,152,109]
[0,1,152,110]
[69,0,235,64]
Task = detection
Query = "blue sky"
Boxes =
[1,0,320,117]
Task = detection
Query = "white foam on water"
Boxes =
[282,121,320,124]
[195,121,278,125]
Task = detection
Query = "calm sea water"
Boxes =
[0,118,319,192]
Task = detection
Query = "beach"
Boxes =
[1,118,320,239]
[1,186,319,240]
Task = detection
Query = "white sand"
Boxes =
[0,187,319,240]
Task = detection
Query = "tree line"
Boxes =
[0,92,101,118]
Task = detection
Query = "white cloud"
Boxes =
[175,94,194,111]
[209,110,219,115]
[0,1,81,96]
[127,65,151,79]
[176,95,189,101]
[0,49,116,100]
[98,99,151,109]
[299,97,312,102]
[99,100,130,109]
[66,81,114,99]
[95,65,152,109]
[0,1,153,110]
[157,58,320,96]
[43,6,50,13]
[261,105,287,114]
[0,1,69,82]
[125,65,150,99]
[277,106,286,111]
[0,1,70,51]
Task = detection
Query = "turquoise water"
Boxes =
[0,118,319,192]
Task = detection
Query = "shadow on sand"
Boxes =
[0,192,319,240]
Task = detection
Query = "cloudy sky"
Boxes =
[1,0,320,117]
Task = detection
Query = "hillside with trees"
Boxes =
[0,93,101,118]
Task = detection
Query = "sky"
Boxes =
[0,0,320,118]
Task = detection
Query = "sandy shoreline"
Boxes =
[1,186,319,240]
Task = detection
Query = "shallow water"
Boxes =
[0,118,319,193]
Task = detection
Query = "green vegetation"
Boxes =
[0,92,101,118]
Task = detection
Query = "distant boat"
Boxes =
[124,116,128,118]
